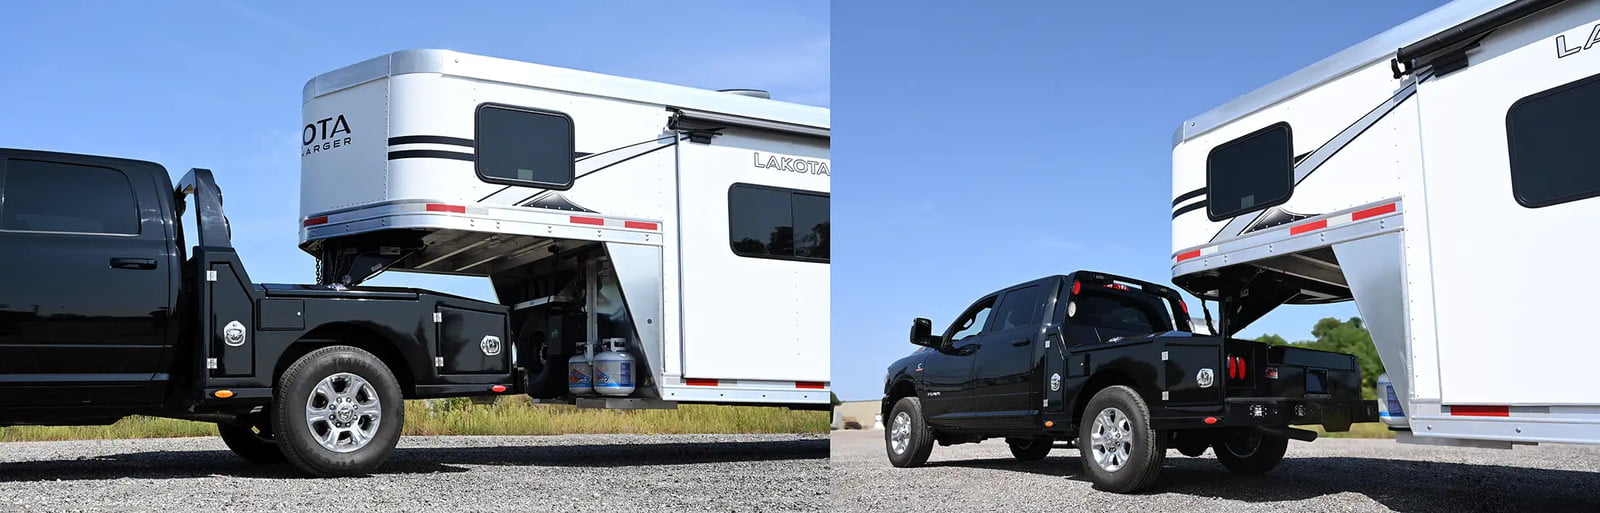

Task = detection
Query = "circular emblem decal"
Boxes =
[223,320,247,347]
[480,335,502,356]
[1049,373,1062,391]
[1197,368,1215,388]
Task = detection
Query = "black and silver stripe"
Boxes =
[387,135,474,161]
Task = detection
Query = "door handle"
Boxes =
[110,257,158,270]
[1012,339,1031,347]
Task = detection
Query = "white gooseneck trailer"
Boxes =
[1171,0,1600,447]
[298,50,829,409]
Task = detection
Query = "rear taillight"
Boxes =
[1072,281,1081,294]
[1179,300,1189,314]
[1226,355,1248,381]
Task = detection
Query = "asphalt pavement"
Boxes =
[0,434,828,512]
[830,429,1600,512]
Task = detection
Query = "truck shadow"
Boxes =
[0,438,827,482]
[931,454,1599,512]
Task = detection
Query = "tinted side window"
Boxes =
[992,285,1045,331]
[475,104,575,189]
[1064,290,1174,344]
[946,299,995,344]
[1207,122,1293,220]
[728,184,829,263]
[1507,73,1600,208]
[2,159,138,234]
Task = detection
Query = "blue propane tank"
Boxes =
[1377,373,1408,428]
[593,338,636,397]
[568,342,593,396]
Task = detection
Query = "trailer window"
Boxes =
[1507,74,1600,208]
[728,183,829,263]
[1,159,138,235]
[1207,122,1293,221]
[475,104,575,190]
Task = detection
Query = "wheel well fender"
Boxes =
[275,322,418,397]
[1071,369,1140,428]
[882,379,919,421]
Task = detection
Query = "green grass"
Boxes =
[0,397,827,442]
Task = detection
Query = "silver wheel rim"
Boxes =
[890,411,911,455]
[304,372,382,453]
[1090,407,1134,472]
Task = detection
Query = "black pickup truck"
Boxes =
[0,148,517,476]
[881,271,1377,492]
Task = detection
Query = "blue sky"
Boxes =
[0,0,827,295]
[830,1,1449,400]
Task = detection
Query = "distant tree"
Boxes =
[1253,333,1291,346]
[1253,317,1383,399]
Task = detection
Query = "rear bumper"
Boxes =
[1153,396,1379,431]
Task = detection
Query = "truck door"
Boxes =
[966,283,1049,430]
[0,154,173,407]
[917,295,994,426]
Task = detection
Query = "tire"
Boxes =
[272,345,404,477]
[1008,438,1052,461]
[885,397,935,468]
[1213,428,1288,475]
[217,418,285,464]
[1077,385,1166,493]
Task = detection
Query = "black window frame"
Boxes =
[991,284,1046,332]
[0,157,141,236]
[943,295,998,346]
[727,182,830,263]
[1206,121,1295,221]
[473,102,577,191]
[1505,72,1600,208]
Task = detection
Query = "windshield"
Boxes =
[1065,287,1175,343]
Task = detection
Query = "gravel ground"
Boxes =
[831,430,1600,513]
[0,434,827,512]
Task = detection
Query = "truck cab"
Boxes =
[881,271,1377,492]
[0,148,516,476]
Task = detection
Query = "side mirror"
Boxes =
[909,317,938,348]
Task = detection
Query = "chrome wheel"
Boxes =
[1090,407,1133,472]
[304,372,382,453]
[890,411,911,454]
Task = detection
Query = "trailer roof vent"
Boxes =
[718,88,771,99]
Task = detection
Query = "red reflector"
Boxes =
[490,385,507,393]
[1239,358,1246,378]
[1179,301,1189,314]
[623,220,658,230]
[795,381,825,389]
[685,378,719,386]
[570,216,605,226]
[1450,405,1510,417]
[1204,417,1218,425]
[426,203,467,213]
[1289,219,1328,235]
[303,216,329,227]
[1228,356,1237,379]
[1072,281,1081,294]
[1352,203,1398,221]
[1175,249,1203,262]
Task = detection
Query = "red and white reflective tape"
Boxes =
[303,203,661,232]
[1173,202,1398,263]
[568,215,659,231]
[684,378,828,390]
[1174,245,1218,263]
